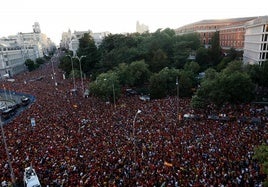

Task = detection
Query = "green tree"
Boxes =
[217,47,241,72]
[192,61,254,107]
[204,68,218,80]
[209,31,222,67]
[69,69,81,79]
[149,73,168,99]
[179,70,196,97]
[89,71,120,102]
[149,67,179,99]
[222,60,244,75]
[148,48,168,72]
[173,40,192,68]
[115,63,133,86]
[196,47,210,71]
[58,55,81,78]
[36,58,45,65]
[253,144,268,186]
[184,61,200,74]
[25,59,37,71]
[97,34,143,73]
[218,72,254,104]
[172,33,200,68]
[257,61,268,87]
[245,61,268,99]
[128,60,151,86]
[76,33,99,75]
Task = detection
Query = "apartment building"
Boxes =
[243,16,268,65]
[0,22,55,78]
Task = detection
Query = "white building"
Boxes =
[70,30,92,56]
[243,16,268,65]
[60,29,72,49]
[136,21,149,34]
[61,29,109,56]
[0,41,36,77]
[92,32,110,47]
[0,22,55,78]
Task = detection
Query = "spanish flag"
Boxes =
[164,161,173,167]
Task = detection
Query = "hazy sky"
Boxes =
[0,0,267,45]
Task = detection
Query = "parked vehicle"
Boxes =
[139,95,150,101]
[24,166,41,187]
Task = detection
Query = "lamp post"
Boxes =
[133,109,141,164]
[112,83,116,108]
[74,55,86,94]
[67,55,76,91]
[104,78,116,108]
[51,57,57,86]
[176,76,180,123]
[0,119,16,186]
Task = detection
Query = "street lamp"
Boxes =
[176,76,180,123]
[112,83,116,108]
[67,55,76,91]
[104,78,116,108]
[74,55,86,94]
[51,57,57,86]
[133,109,141,164]
[0,119,16,185]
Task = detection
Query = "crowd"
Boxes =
[0,55,267,186]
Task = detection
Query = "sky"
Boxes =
[0,0,267,45]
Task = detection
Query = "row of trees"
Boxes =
[59,29,268,106]
[25,58,47,71]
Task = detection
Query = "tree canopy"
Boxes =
[58,28,268,107]
[191,61,254,107]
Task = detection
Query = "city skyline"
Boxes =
[1,0,267,45]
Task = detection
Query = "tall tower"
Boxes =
[33,22,41,33]
[136,21,149,33]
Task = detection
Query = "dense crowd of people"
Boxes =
[0,54,267,186]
